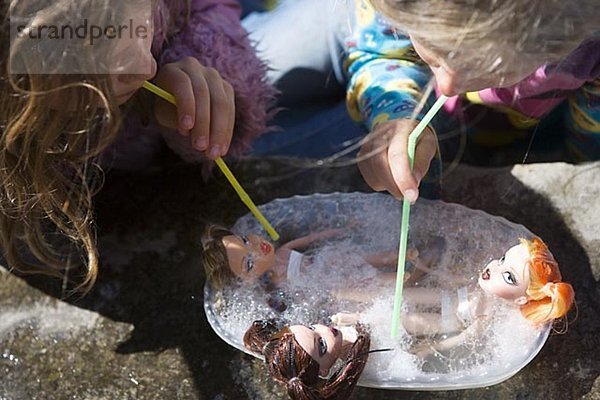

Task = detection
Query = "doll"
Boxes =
[243,318,371,400]
[332,238,575,358]
[201,224,443,290]
[201,224,350,290]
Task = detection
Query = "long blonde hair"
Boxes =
[0,0,161,291]
[371,0,597,73]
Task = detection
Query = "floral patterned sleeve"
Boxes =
[345,0,433,131]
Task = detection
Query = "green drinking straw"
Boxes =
[390,94,448,339]
[142,81,280,241]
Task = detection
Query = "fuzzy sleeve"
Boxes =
[155,0,278,162]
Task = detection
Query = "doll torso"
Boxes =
[271,248,310,283]
[440,286,488,334]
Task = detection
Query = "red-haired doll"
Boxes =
[334,238,575,357]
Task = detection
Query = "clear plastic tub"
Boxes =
[204,192,550,390]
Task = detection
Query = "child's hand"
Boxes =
[357,119,437,203]
[153,57,235,160]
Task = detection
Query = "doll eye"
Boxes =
[318,337,328,357]
[241,236,249,245]
[245,257,255,272]
[498,255,506,265]
[308,325,316,331]
[502,271,516,285]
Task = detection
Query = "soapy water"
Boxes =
[204,192,550,389]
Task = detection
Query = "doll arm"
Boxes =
[331,285,443,304]
[330,312,361,326]
[361,248,419,268]
[155,0,277,162]
[330,288,373,303]
[412,317,486,358]
[280,226,350,250]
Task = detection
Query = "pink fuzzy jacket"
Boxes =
[102,0,277,170]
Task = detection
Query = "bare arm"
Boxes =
[331,284,445,305]
[361,248,418,267]
[413,317,486,358]
[280,227,346,250]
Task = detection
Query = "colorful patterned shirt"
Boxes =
[345,0,433,131]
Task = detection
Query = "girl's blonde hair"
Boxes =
[0,0,180,291]
[371,0,597,72]
[520,238,575,325]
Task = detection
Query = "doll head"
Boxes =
[371,0,597,95]
[201,225,276,289]
[243,319,370,400]
[479,238,574,325]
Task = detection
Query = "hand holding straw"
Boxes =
[142,81,280,241]
[390,94,447,339]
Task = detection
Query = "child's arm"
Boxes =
[152,0,277,162]
[346,0,436,200]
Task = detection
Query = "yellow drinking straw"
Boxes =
[142,81,280,241]
[390,94,448,339]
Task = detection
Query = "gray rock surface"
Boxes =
[1,159,599,399]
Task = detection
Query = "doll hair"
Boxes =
[200,225,237,290]
[244,319,371,400]
[520,238,575,325]
[371,0,597,74]
[0,0,189,292]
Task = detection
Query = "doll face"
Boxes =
[289,324,344,376]
[222,234,275,280]
[479,243,531,302]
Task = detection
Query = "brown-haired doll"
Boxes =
[201,224,440,290]
[243,318,371,400]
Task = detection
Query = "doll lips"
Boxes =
[330,327,339,337]
[481,268,490,280]
[260,242,271,255]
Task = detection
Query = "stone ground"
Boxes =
[1,157,599,400]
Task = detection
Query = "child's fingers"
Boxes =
[205,75,235,159]
[412,128,437,185]
[177,59,212,151]
[357,131,404,198]
[387,130,419,203]
[156,63,197,136]
[224,82,236,153]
